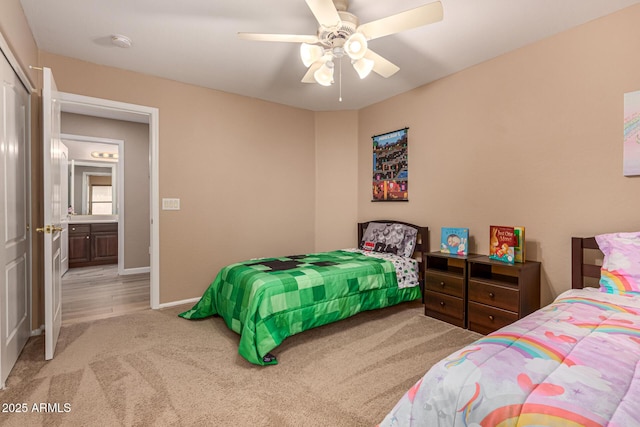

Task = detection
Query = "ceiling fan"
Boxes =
[238,0,443,87]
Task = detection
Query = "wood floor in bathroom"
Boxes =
[62,265,150,325]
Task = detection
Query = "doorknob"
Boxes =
[36,225,50,233]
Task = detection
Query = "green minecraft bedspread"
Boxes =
[179,250,420,365]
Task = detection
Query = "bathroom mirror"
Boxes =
[63,134,120,219]
[68,160,117,215]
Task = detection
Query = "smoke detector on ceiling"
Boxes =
[111,34,132,48]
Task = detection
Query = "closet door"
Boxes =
[0,51,31,388]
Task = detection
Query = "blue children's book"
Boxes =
[440,227,469,256]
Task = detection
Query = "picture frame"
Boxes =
[371,127,409,202]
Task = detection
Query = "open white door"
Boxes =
[42,67,63,360]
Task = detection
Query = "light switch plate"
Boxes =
[162,198,180,210]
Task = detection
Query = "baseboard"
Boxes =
[157,297,200,309]
[31,324,44,336]
[120,266,150,275]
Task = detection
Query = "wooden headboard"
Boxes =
[357,220,429,290]
[571,237,602,289]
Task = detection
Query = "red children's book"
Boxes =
[489,226,516,264]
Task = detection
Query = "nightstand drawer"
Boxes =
[468,302,518,334]
[424,290,464,327]
[468,280,519,312]
[425,270,464,298]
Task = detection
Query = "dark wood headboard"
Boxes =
[357,220,429,291]
[571,237,602,289]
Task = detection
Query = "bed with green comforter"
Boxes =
[179,248,421,365]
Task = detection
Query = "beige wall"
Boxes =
[0,0,38,85]
[39,52,317,303]
[314,111,359,251]
[358,6,640,305]
[61,113,151,269]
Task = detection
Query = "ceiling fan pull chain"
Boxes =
[339,57,343,102]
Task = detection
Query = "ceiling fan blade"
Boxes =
[305,0,341,28]
[238,33,319,44]
[357,1,443,41]
[364,50,400,78]
[301,62,323,83]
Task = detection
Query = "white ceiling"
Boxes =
[19,0,640,111]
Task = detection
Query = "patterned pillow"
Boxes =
[360,222,418,258]
[595,232,640,295]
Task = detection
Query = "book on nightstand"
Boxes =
[440,227,469,256]
[489,225,516,264]
[514,226,526,263]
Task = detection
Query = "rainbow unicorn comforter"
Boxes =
[379,288,640,426]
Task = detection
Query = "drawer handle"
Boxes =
[439,301,445,307]
[71,227,76,231]
[488,315,495,321]
[440,281,445,287]
[86,236,90,239]
[488,292,495,299]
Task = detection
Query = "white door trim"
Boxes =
[58,92,160,309]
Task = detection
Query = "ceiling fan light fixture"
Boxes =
[300,43,324,67]
[344,32,368,60]
[314,60,334,86]
[352,57,374,79]
[241,0,445,92]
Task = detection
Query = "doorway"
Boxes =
[60,132,151,324]
[62,134,123,272]
[58,92,160,310]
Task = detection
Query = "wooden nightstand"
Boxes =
[424,252,475,328]
[467,256,541,334]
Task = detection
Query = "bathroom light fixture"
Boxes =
[91,151,119,159]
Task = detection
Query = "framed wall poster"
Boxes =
[372,128,409,201]
[624,90,640,176]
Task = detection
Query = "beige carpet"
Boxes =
[1,301,482,426]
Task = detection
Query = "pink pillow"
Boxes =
[595,232,640,295]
